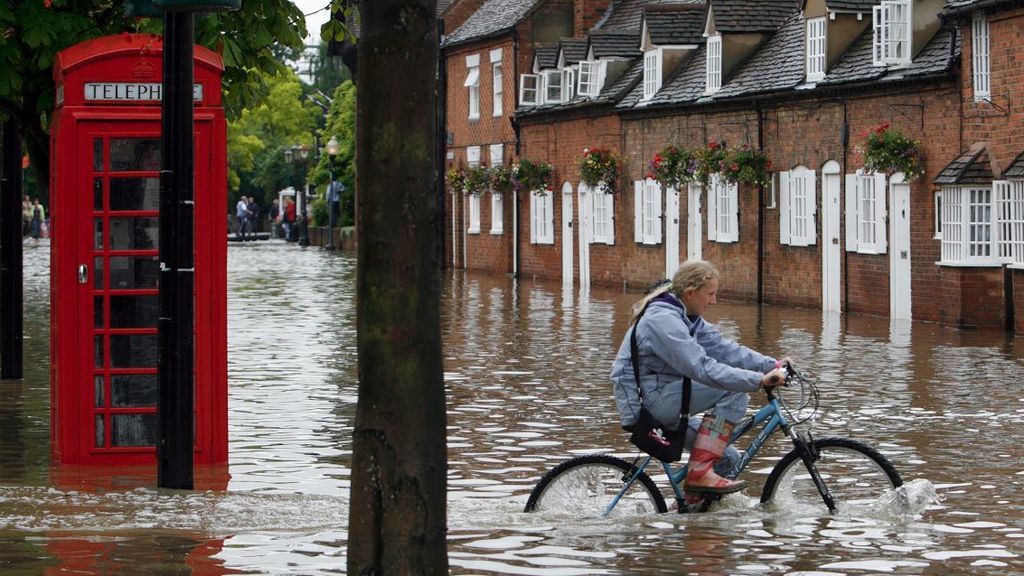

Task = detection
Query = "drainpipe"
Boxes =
[512,29,521,278]
[756,102,765,306]
[842,100,850,316]
[437,20,448,269]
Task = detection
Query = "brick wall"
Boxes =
[575,0,614,34]
[442,0,486,34]
[1015,270,1024,333]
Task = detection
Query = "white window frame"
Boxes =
[972,15,991,101]
[872,0,911,67]
[706,35,722,94]
[466,146,481,168]
[591,187,615,244]
[845,172,888,254]
[706,174,738,243]
[468,194,481,233]
[490,143,504,234]
[643,48,663,100]
[934,190,943,239]
[577,60,606,98]
[997,180,1024,267]
[939,185,1000,266]
[564,67,576,100]
[530,192,554,244]
[519,74,541,106]
[492,62,504,116]
[544,69,564,103]
[465,54,480,119]
[779,167,818,246]
[633,179,663,245]
[806,17,826,82]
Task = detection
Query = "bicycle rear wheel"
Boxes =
[524,454,667,516]
[760,437,902,513]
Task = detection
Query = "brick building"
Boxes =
[445,0,1024,332]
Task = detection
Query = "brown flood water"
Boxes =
[0,240,1022,574]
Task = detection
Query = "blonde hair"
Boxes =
[629,260,720,323]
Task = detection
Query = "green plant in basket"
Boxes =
[489,164,515,195]
[695,140,728,185]
[514,158,555,194]
[446,166,466,193]
[578,147,621,194]
[649,145,698,190]
[721,144,772,187]
[463,165,490,196]
[861,123,924,180]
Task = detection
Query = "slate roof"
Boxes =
[935,146,993,185]
[601,0,700,33]
[1005,150,1024,179]
[645,5,707,45]
[535,47,559,69]
[590,31,643,58]
[820,20,959,87]
[560,38,589,66]
[714,11,805,98]
[943,0,1020,17]
[816,28,888,85]
[619,44,706,108]
[825,0,878,12]
[711,0,799,33]
[443,0,544,48]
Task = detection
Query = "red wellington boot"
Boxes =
[682,414,747,495]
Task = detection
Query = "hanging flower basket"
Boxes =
[489,164,515,195]
[463,165,490,196]
[514,158,556,195]
[648,145,698,190]
[695,140,729,185]
[578,147,621,194]
[446,167,467,194]
[720,144,772,187]
[861,123,924,180]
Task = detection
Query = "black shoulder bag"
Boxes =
[627,297,692,463]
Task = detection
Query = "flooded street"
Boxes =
[1,240,1023,574]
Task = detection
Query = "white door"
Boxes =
[687,183,703,261]
[577,184,592,290]
[822,162,842,313]
[665,186,680,277]
[890,176,912,320]
[562,182,574,285]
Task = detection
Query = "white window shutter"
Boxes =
[727,183,739,242]
[994,180,1011,262]
[545,194,555,243]
[872,5,884,66]
[874,172,888,253]
[845,174,858,251]
[779,170,791,245]
[530,195,538,243]
[807,170,818,245]
[653,181,663,244]
[605,192,616,245]
[629,183,638,242]
[707,181,718,241]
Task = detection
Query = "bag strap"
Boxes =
[630,295,692,430]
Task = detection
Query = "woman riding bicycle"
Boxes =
[611,260,787,496]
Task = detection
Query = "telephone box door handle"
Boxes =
[77,264,88,285]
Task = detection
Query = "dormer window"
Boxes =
[577,60,606,98]
[544,70,565,103]
[465,54,480,119]
[643,48,663,100]
[806,17,826,82]
[872,0,911,67]
[519,74,540,106]
[564,68,576,100]
[706,35,722,94]
[972,15,991,100]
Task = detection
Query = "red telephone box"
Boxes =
[49,33,227,465]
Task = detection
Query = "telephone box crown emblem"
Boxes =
[131,59,156,79]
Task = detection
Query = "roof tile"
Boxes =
[935,147,993,185]
[711,0,799,33]
[443,0,544,47]
[645,5,707,45]
[1005,151,1024,179]
[714,11,804,98]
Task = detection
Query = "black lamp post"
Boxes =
[285,144,312,246]
[325,136,340,250]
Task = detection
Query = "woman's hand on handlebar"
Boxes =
[762,368,786,389]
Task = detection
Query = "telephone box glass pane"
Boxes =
[110,334,158,368]
[110,138,161,172]
[112,375,158,407]
[94,178,103,211]
[110,256,159,289]
[94,296,104,328]
[95,415,105,447]
[95,375,105,407]
[94,218,104,249]
[110,217,159,250]
[110,295,159,328]
[94,257,104,289]
[94,336,104,367]
[111,178,160,211]
[93,138,103,172]
[111,414,156,446]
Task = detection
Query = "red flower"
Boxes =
[766,160,773,171]
[708,141,719,150]
[730,163,739,173]
[646,172,655,180]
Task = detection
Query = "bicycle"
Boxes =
[524,365,903,516]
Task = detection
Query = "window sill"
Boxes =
[467,228,480,234]
[1008,263,1024,271]
[935,260,1002,268]
[489,229,503,235]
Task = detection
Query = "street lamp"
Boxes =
[285,144,312,247]
[325,136,340,250]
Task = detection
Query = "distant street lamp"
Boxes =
[285,144,312,247]
[325,136,340,250]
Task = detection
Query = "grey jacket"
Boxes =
[610,293,775,428]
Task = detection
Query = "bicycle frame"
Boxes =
[604,395,793,516]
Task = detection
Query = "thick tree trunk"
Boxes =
[348,1,446,574]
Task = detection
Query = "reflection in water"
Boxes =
[0,241,1022,574]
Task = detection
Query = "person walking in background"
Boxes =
[283,196,296,242]
[22,196,32,238]
[268,199,281,239]
[235,195,248,239]
[245,196,259,240]
[29,198,45,244]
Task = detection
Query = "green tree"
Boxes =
[310,80,354,226]
[0,0,308,194]
[348,0,446,573]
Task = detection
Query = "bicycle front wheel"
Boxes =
[524,454,667,516]
[760,437,902,513]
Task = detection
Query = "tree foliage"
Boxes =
[0,0,308,193]
[309,80,354,226]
